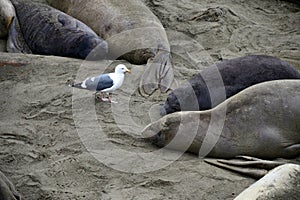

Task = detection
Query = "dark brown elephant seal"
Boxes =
[161,55,300,115]
[143,80,300,159]
[47,0,174,95]
[8,0,108,59]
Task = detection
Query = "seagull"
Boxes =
[70,64,131,103]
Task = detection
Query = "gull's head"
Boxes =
[115,64,131,74]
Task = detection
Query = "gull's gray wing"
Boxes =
[84,74,114,91]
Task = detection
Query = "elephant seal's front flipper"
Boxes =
[7,16,32,53]
[204,156,287,179]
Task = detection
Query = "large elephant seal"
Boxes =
[161,55,300,115]
[234,164,300,200]
[0,0,15,38]
[143,80,300,159]
[8,0,108,59]
[47,0,174,95]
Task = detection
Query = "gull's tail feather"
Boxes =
[69,82,84,89]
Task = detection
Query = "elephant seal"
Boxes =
[8,0,108,59]
[0,0,15,38]
[142,80,300,159]
[234,164,300,200]
[161,55,300,115]
[0,170,21,200]
[47,0,174,95]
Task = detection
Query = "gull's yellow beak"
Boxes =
[126,69,131,73]
[6,16,14,29]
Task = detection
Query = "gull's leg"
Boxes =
[108,93,118,103]
[101,92,110,102]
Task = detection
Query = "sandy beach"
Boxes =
[0,0,299,199]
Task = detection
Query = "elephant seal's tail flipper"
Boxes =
[204,156,287,179]
[139,49,175,96]
[159,51,176,93]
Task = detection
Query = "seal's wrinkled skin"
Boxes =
[161,55,300,115]
[47,0,174,95]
